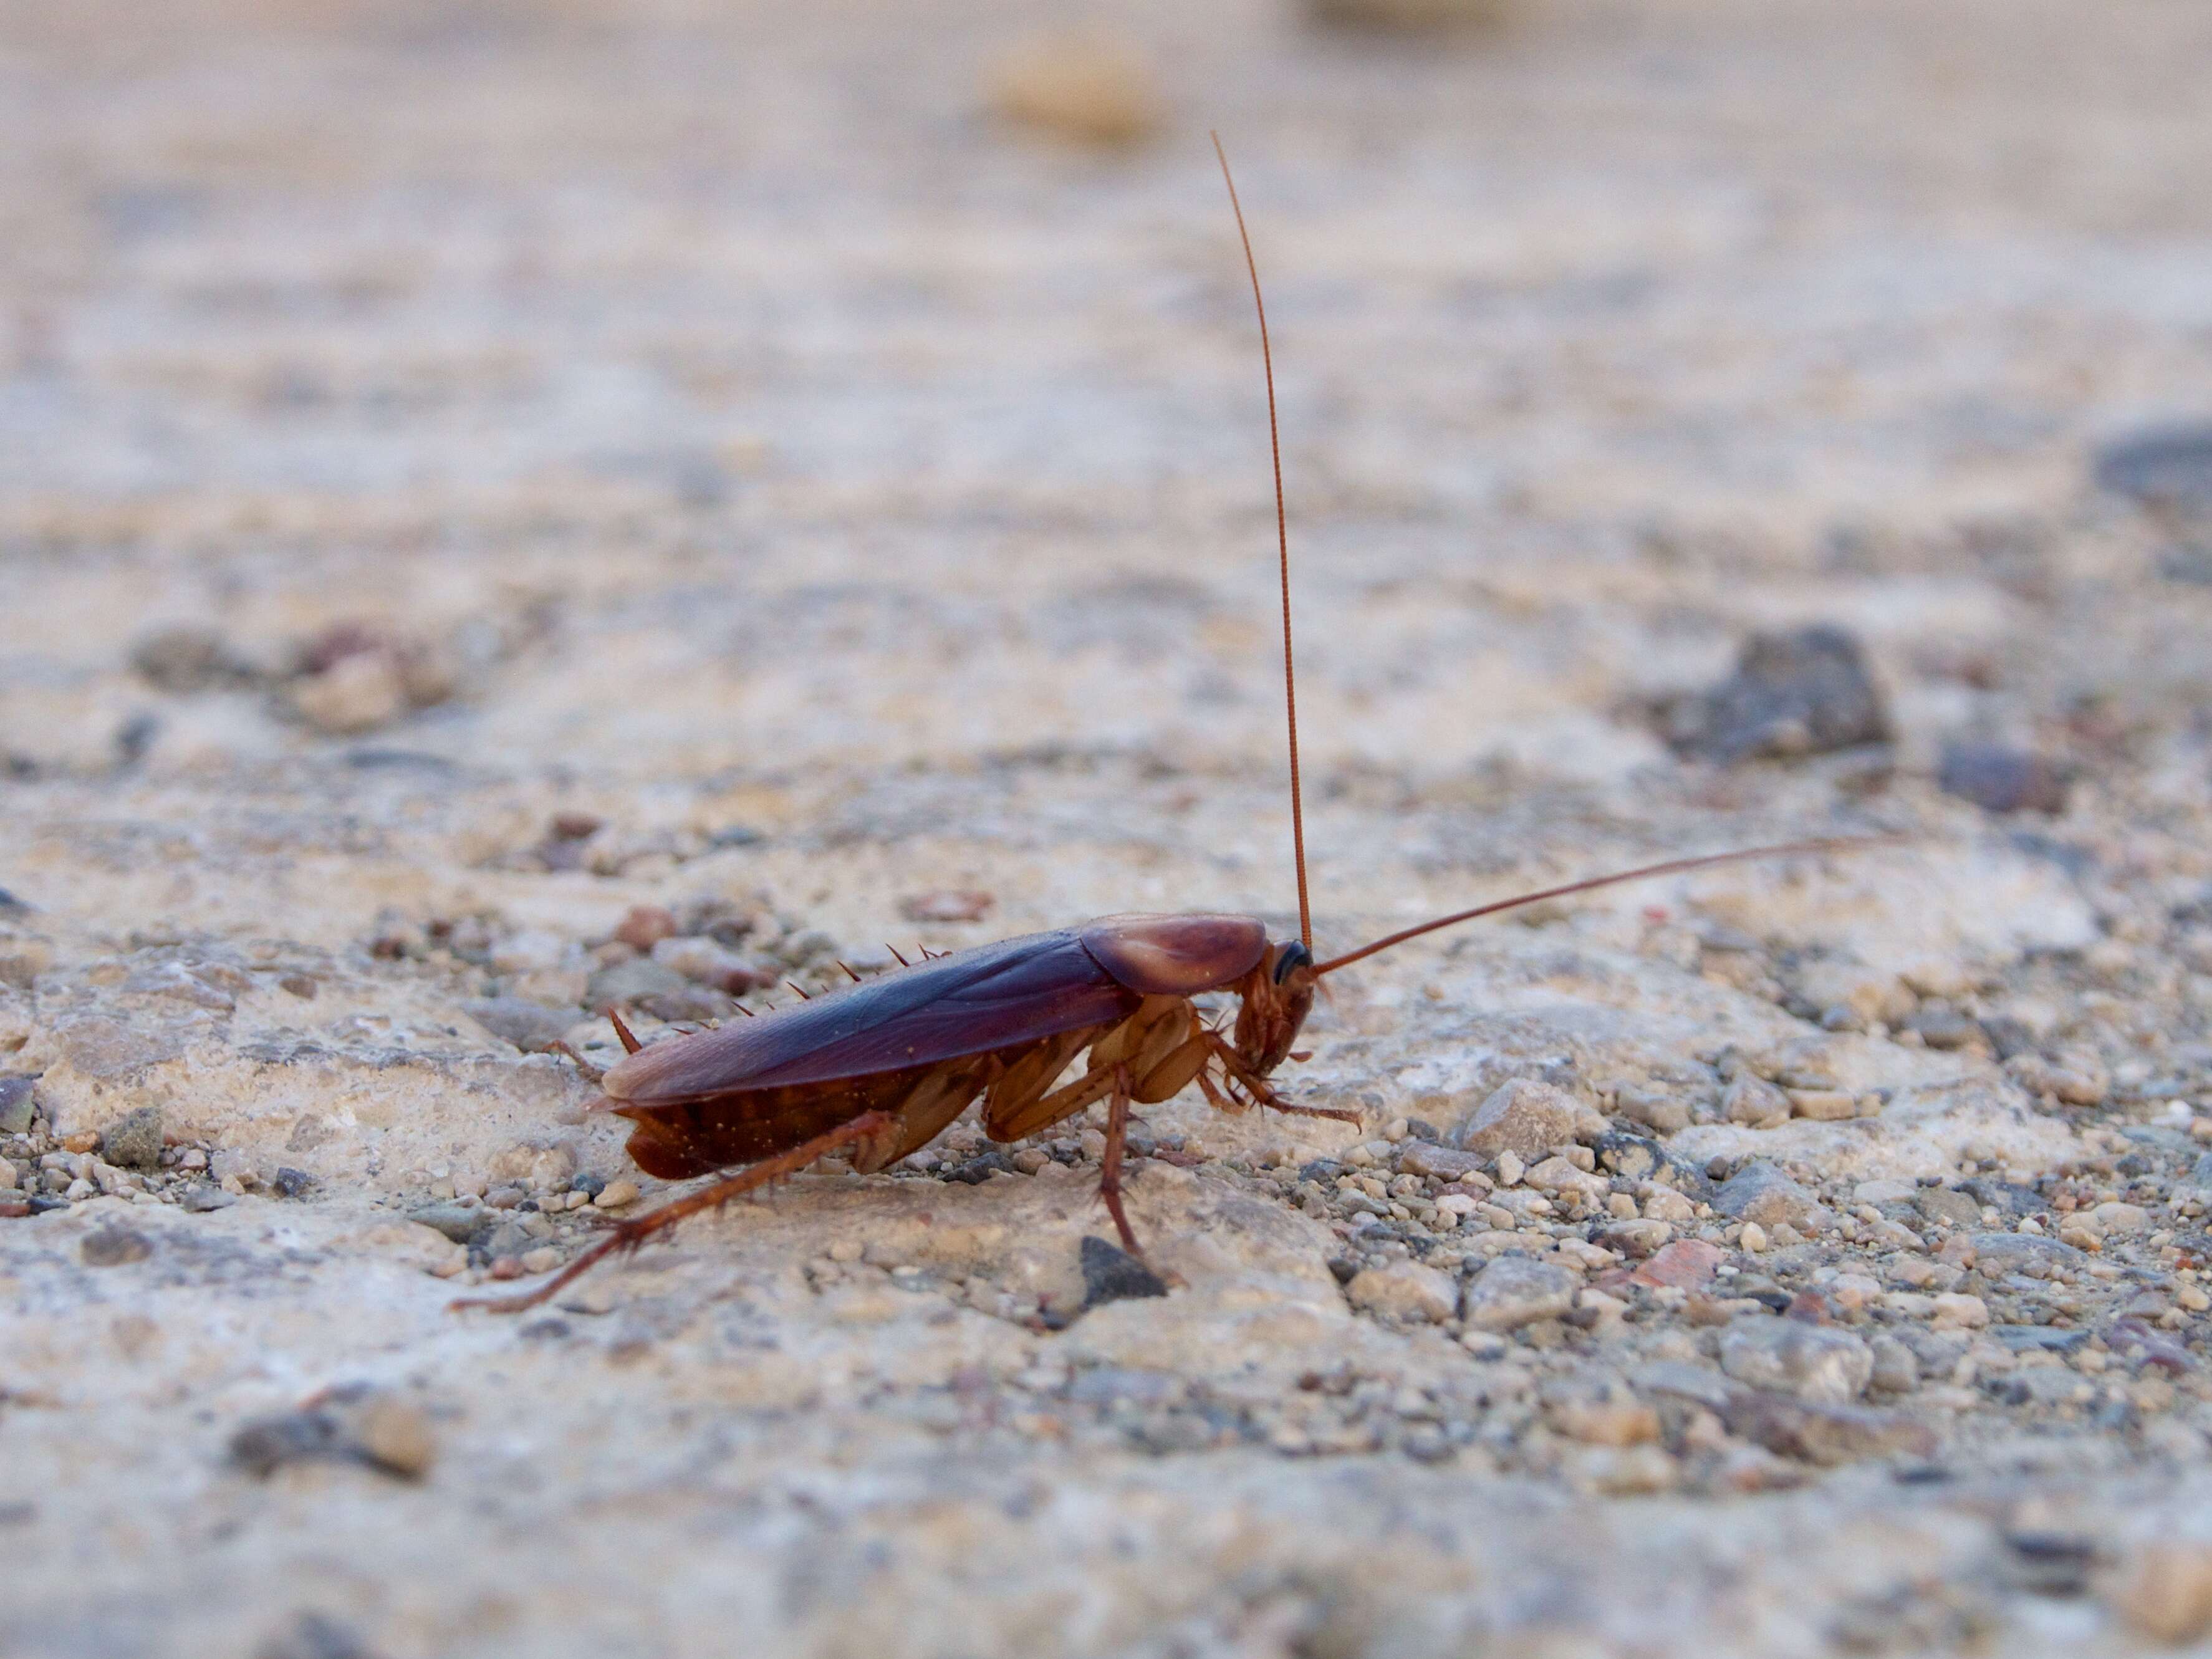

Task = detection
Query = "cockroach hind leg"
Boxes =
[607,1008,643,1055]
[543,1039,608,1086]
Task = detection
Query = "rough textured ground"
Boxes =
[7,1,2212,1654]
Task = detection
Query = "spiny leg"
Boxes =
[1199,1031,1360,1125]
[450,1108,895,1315]
[1097,1063,1142,1256]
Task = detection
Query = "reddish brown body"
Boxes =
[460,914,1339,1312]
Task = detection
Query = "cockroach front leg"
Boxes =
[451,1108,896,1315]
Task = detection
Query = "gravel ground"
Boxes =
[6,1,2212,1654]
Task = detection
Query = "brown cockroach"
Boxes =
[458,139,1868,1315]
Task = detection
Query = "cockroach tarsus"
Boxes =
[453,139,1882,1316]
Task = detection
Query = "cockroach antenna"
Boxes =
[1214,132,1312,956]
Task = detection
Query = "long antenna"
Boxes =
[1312,837,1890,976]
[1213,132,1312,954]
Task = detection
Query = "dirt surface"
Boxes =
[6,1,2212,1655]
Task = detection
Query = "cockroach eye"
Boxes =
[1272,941,1312,983]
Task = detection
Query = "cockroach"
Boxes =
[458,138,1872,1315]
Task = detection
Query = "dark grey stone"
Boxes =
[1594,1132,1660,1182]
[1660,625,1890,764]
[1992,1324,2089,1355]
[229,1410,342,1478]
[2094,421,2212,507]
[180,1182,238,1213]
[1938,743,2067,815]
[408,1203,486,1244]
[1079,1236,1166,1307]
[0,1075,35,1136]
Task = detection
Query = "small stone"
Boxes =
[1968,1231,2087,1279]
[1915,1187,1983,1229]
[2094,421,2212,507]
[1614,1088,1693,1135]
[352,1395,437,1479]
[80,1226,153,1266]
[614,906,680,952]
[1719,1317,1873,1404]
[520,1246,560,1274]
[1738,1221,1769,1253]
[0,1158,12,1190]
[1630,1239,1726,1290]
[179,1183,236,1213]
[2093,1201,2152,1237]
[1722,1075,1792,1128]
[1868,1335,1920,1393]
[594,1179,640,1210]
[462,998,574,1054]
[1930,1292,1989,1329]
[1524,1155,1609,1205]
[271,1167,312,1199]
[988,33,1162,149]
[585,958,726,1023]
[291,650,406,733]
[2109,1541,2212,1644]
[1937,743,2068,814]
[1461,1256,1578,1332]
[1397,1142,1484,1181]
[1079,1236,1167,1307]
[99,1105,165,1171]
[1788,1089,1857,1122]
[1344,1259,1458,1323]
[1494,1150,1525,1188]
[229,1410,340,1477]
[1659,624,1890,764]
[1714,1162,1834,1233]
[0,1076,36,1136]
[1458,1079,1590,1161]
[408,1203,486,1244]
[1594,1132,1661,1182]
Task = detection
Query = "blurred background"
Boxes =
[2,0,2211,893]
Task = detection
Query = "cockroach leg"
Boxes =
[542,1040,608,1086]
[1097,1063,1143,1256]
[450,1108,897,1315]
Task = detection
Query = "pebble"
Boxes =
[1915,1186,1983,1229]
[1936,742,2068,814]
[2094,421,2212,507]
[0,1157,13,1190]
[352,1395,437,1479]
[1630,1239,1725,1291]
[1614,1087,1693,1135]
[594,1180,640,1209]
[1079,1236,1166,1307]
[1458,1079,1598,1161]
[1739,1221,1770,1252]
[1660,624,1890,764]
[521,1246,560,1274]
[1723,1075,1792,1128]
[2109,1541,2212,1643]
[1461,1256,1578,1332]
[1719,1318,1874,1404]
[1397,1142,1484,1181]
[1868,1335,1920,1393]
[1930,1292,1989,1329]
[98,1106,165,1171]
[0,1076,35,1136]
[462,997,575,1054]
[1344,1259,1458,1324]
[408,1203,486,1244]
[988,32,1163,149]
[1789,1089,1857,1122]
[179,1183,236,1213]
[1714,1162,1834,1233]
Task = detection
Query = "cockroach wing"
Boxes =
[1078,913,1267,996]
[600,928,1134,1102]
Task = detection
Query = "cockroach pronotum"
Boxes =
[458,138,1873,1315]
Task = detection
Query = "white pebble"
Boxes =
[1738,1222,1769,1253]
[594,1179,640,1209]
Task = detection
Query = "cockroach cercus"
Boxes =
[456,138,1876,1314]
